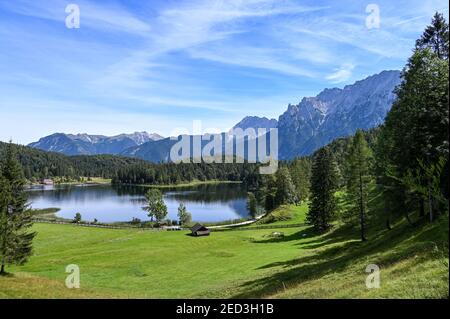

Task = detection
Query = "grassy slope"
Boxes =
[254,204,308,226]
[0,206,448,299]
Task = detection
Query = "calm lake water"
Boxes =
[27,183,251,223]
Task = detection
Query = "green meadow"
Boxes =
[1,204,447,299]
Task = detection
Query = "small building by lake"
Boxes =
[190,223,210,236]
[41,179,54,185]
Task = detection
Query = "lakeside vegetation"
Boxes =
[139,180,242,188]
[28,176,111,186]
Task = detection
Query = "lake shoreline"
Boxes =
[115,180,242,189]
[28,182,251,225]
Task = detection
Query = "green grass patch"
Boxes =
[254,203,308,226]
[1,203,447,299]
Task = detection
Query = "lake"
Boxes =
[27,183,251,223]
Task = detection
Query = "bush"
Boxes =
[130,217,141,225]
[258,208,293,224]
[73,212,82,223]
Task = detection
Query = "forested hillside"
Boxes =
[0,142,150,180]
[0,142,260,185]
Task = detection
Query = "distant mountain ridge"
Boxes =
[278,70,401,159]
[232,116,278,132]
[28,132,163,156]
[28,70,401,161]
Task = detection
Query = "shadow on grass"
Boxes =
[251,227,319,244]
[0,272,14,278]
[232,217,448,298]
[252,224,360,250]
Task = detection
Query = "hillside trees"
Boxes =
[288,158,311,203]
[274,167,298,206]
[255,164,302,215]
[415,12,449,60]
[0,142,261,186]
[345,130,373,241]
[376,13,449,225]
[307,148,339,232]
[0,142,35,275]
[246,192,258,217]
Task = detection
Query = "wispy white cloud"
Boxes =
[0,0,151,35]
[326,63,355,83]
[0,0,448,143]
[187,45,317,77]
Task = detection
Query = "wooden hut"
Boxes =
[190,223,210,236]
[41,179,54,185]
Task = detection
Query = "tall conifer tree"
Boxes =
[345,130,373,241]
[0,142,36,275]
[307,148,338,232]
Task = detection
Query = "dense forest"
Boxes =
[0,142,150,180]
[112,161,259,185]
[0,141,260,185]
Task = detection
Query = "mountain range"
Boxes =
[232,116,278,132]
[278,70,401,159]
[29,132,163,156]
[28,70,401,161]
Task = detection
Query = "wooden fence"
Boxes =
[32,218,306,232]
[32,219,166,231]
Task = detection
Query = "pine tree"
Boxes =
[246,192,258,218]
[345,130,373,241]
[288,158,311,203]
[379,47,449,222]
[262,174,277,212]
[375,13,449,225]
[0,142,36,275]
[275,167,297,206]
[416,12,449,60]
[307,148,338,232]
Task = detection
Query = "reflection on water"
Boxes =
[27,183,250,223]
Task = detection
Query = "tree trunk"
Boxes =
[405,212,414,226]
[384,196,392,230]
[386,218,392,230]
[0,264,5,275]
[359,172,366,241]
[428,181,433,223]
[419,198,425,217]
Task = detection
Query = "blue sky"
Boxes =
[0,0,448,144]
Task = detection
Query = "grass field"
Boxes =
[0,205,448,299]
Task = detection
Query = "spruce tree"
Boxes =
[345,130,373,241]
[376,13,449,224]
[262,174,277,212]
[307,148,338,232]
[246,192,258,218]
[289,158,311,203]
[275,167,297,206]
[379,48,448,222]
[0,142,36,275]
[416,12,449,60]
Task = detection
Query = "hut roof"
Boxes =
[191,223,208,232]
